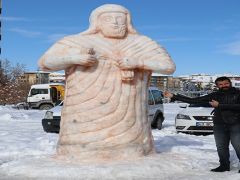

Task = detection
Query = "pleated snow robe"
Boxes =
[40,34,172,161]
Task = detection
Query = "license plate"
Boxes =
[196,122,213,127]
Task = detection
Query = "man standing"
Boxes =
[39,4,175,161]
[164,76,240,172]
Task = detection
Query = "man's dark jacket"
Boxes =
[172,87,240,124]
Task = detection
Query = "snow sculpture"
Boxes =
[38,4,175,162]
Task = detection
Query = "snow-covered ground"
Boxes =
[0,104,239,180]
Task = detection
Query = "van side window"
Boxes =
[151,90,163,104]
[148,90,154,105]
[31,89,48,95]
[39,89,48,94]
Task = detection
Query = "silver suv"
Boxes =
[42,87,164,133]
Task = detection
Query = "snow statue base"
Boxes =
[38,4,175,162]
[0,154,190,179]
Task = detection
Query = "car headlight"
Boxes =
[176,114,191,120]
[44,111,53,119]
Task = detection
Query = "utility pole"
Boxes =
[0,0,2,55]
[0,0,2,82]
[0,0,2,81]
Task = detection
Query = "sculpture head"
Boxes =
[98,11,127,38]
[81,4,138,38]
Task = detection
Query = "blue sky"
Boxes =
[1,0,240,76]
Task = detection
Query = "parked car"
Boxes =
[42,87,165,133]
[148,87,165,130]
[175,103,214,134]
[42,101,62,133]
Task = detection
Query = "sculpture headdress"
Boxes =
[81,4,138,35]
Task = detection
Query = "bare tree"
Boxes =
[0,59,29,105]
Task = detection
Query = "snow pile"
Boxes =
[0,113,12,121]
[0,104,239,180]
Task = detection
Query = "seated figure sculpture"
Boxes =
[38,4,175,161]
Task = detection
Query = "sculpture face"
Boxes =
[98,12,127,38]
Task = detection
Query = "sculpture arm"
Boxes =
[38,38,97,71]
[39,54,96,71]
[120,35,175,74]
[139,39,175,74]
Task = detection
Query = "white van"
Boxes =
[27,83,64,110]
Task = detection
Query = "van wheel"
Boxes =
[39,104,53,110]
[156,115,164,130]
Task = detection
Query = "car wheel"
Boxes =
[18,104,24,110]
[156,115,164,130]
[39,104,53,110]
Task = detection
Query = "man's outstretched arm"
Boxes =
[164,91,213,104]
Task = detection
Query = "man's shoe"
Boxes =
[211,165,230,172]
[238,170,240,173]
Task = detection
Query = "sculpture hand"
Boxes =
[121,70,134,81]
[117,57,138,70]
[76,54,98,66]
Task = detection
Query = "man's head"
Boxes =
[81,4,137,37]
[215,76,232,91]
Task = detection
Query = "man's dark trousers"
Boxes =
[213,123,240,166]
